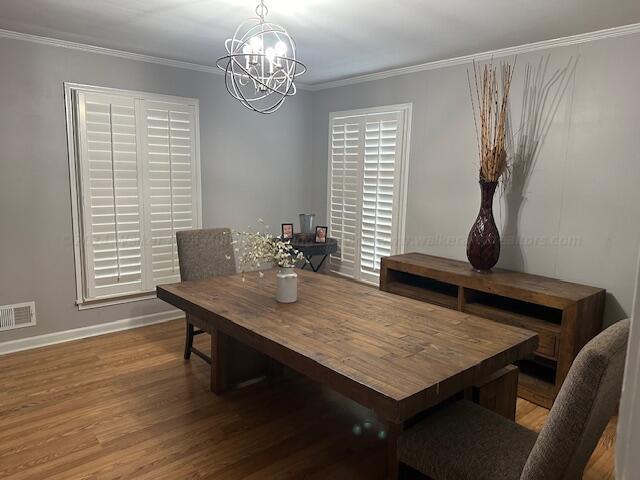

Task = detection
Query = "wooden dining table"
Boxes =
[157,269,538,479]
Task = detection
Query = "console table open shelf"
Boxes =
[380,253,606,408]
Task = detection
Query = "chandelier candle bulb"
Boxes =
[266,47,275,62]
[242,44,252,68]
[275,41,287,56]
[266,47,276,74]
[250,36,262,52]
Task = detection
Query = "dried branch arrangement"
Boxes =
[467,59,515,182]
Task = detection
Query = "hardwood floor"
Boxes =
[0,320,616,479]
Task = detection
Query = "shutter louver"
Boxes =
[77,92,144,299]
[141,100,199,286]
[360,113,399,276]
[328,117,363,277]
[327,108,407,283]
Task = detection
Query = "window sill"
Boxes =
[77,292,158,310]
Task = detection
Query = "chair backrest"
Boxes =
[176,228,236,281]
[521,318,630,480]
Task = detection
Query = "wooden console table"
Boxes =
[380,253,606,408]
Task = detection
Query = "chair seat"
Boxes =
[398,400,538,480]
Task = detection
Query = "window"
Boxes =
[65,84,201,307]
[327,104,411,284]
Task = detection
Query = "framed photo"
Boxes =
[315,226,328,243]
[281,223,294,240]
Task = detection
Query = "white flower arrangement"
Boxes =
[228,219,305,277]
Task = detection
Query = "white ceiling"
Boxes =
[1,0,639,84]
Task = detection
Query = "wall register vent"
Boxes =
[0,302,36,331]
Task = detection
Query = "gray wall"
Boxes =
[2,31,639,344]
[310,33,640,325]
[0,37,312,342]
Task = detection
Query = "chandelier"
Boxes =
[216,0,306,114]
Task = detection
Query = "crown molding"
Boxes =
[2,22,639,93]
[0,28,229,74]
[305,22,640,91]
[0,27,315,90]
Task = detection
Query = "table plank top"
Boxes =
[157,270,537,421]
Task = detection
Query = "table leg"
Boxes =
[312,254,328,272]
[386,420,404,480]
[266,357,285,385]
[211,327,230,394]
[301,254,329,273]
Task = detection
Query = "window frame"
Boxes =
[326,103,412,284]
[64,83,202,309]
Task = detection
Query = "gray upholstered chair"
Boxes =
[176,228,236,363]
[398,319,630,480]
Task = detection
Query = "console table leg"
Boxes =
[313,254,328,272]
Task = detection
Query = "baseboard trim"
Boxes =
[0,309,183,356]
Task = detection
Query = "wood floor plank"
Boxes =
[0,320,616,479]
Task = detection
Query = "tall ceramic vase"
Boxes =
[276,267,298,303]
[467,179,500,272]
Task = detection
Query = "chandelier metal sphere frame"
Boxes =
[216,0,307,114]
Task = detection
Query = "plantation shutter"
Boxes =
[328,116,363,277]
[76,92,144,299]
[140,100,199,286]
[328,107,408,283]
[70,85,201,304]
[359,111,404,282]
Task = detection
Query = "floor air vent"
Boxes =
[0,302,36,331]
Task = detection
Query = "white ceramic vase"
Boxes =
[276,267,298,303]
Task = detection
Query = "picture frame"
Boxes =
[315,226,328,243]
[281,223,294,240]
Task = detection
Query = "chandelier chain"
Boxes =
[255,0,268,22]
